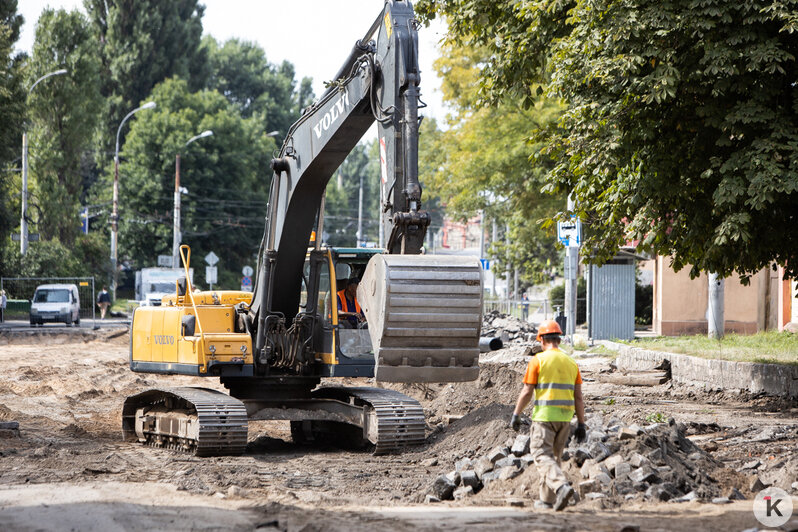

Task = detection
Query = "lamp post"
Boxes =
[173,130,213,268]
[21,68,68,256]
[111,101,156,300]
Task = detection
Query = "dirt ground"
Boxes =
[0,330,796,531]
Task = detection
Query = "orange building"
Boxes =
[652,257,796,335]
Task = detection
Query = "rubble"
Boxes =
[481,310,538,344]
[425,412,755,506]
[431,475,456,500]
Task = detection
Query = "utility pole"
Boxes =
[111,101,156,300]
[173,153,181,268]
[707,272,725,338]
[21,69,68,255]
[491,220,497,296]
[564,195,578,343]
[20,131,28,255]
[174,130,213,268]
[378,179,384,249]
[357,174,363,247]
[479,211,485,261]
[505,223,511,301]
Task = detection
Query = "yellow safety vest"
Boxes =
[532,348,579,422]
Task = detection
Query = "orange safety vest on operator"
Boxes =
[522,348,582,422]
[336,289,361,314]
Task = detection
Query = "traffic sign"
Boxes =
[557,217,582,248]
[241,275,252,292]
[242,265,254,277]
[479,258,490,271]
[205,251,219,266]
[206,266,217,284]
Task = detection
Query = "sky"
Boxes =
[16,0,451,126]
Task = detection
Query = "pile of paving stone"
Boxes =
[482,310,538,343]
[425,413,750,505]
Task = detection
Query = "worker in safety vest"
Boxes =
[510,319,586,511]
[337,277,365,328]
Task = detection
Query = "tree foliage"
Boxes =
[27,8,101,245]
[418,0,798,280]
[418,40,564,285]
[0,0,25,261]
[112,78,275,287]
[84,0,206,154]
[201,37,315,137]
[323,141,380,247]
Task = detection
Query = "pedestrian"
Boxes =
[510,319,586,511]
[521,293,530,321]
[0,289,6,323]
[97,286,111,319]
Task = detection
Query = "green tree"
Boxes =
[84,0,206,154]
[27,8,102,245]
[418,0,798,281]
[2,232,107,279]
[0,0,25,266]
[324,140,381,247]
[419,40,564,285]
[201,37,315,137]
[111,78,275,287]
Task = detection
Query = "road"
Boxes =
[0,331,795,531]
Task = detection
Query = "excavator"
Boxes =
[122,0,483,456]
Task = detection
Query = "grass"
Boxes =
[624,331,798,366]
[645,412,668,423]
[111,298,137,313]
[589,344,620,358]
[573,337,589,351]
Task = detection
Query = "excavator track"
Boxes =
[311,386,426,454]
[122,387,248,457]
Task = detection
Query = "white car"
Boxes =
[29,284,80,326]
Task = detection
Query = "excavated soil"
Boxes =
[0,331,796,531]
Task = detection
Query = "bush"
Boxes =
[0,233,109,281]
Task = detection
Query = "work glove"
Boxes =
[574,422,587,443]
[510,414,522,432]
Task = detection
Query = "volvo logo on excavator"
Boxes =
[153,334,175,345]
[313,93,350,139]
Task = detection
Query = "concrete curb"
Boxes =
[599,341,798,399]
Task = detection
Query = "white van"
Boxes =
[29,284,80,326]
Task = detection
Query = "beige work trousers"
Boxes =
[529,421,571,504]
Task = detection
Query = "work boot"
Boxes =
[533,500,553,510]
[553,484,574,511]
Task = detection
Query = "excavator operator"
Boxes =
[337,278,366,328]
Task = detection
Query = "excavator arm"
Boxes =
[248,0,482,382]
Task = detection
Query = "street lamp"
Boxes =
[111,101,156,300]
[173,130,213,268]
[21,68,68,256]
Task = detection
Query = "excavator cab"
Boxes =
[301,247,382,377]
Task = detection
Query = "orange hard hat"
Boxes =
[536,319,563,342]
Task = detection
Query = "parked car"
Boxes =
[29,284,80,326]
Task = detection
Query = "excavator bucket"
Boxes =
[358,254,483,383]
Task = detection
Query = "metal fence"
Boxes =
[1,277,95,326]
[483,298,588,324]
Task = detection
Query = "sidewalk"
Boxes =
[0,316,129,332]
